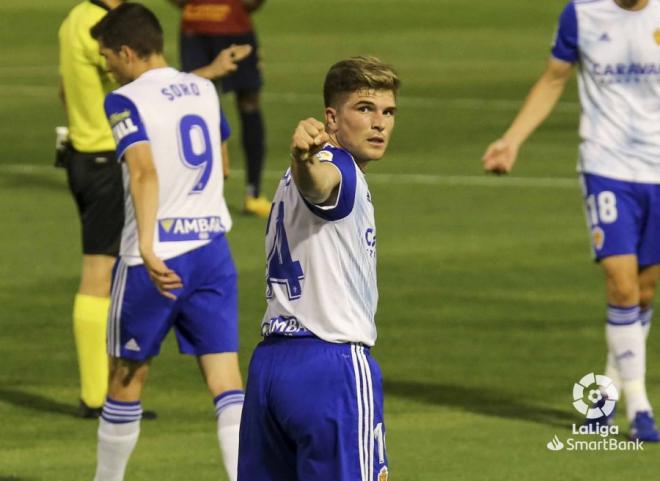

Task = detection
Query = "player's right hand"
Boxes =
[482,138,519,175]
[291,118,329,162]
[141,251,183,301]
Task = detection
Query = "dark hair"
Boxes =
[90,3,163,58]
[323,56,400,108]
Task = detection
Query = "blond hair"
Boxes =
[323,56,400,107]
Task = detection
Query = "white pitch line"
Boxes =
[0,163,579,189]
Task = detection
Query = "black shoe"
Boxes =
[77,400,102,419]
[142,409,158,421]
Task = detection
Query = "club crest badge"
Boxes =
[654,29,660,45]
[591,226,605,250]
[378,466,389,481]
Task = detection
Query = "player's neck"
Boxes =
[102,0,123,9]
[133,55,169,80]
[615,0,649,11]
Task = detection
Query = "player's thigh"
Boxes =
[108,258,177,362]
[581,173,640,261]
[238,342,297,481]
[66,151,123,255]
[212,32,262,94]
[179,33,215,72]
[174,236,238,356]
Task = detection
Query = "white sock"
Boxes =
[94,419,140,481]
[605,307,652,395]
[641,308,653,339]
[93,398,142,481]
[214,390,245,481]
[606,306,651,420]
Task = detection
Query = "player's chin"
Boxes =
[361,141,388,161]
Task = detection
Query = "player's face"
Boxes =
[99,46,133,85]
[327,89,397,164]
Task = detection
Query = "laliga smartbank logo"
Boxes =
[545,372,644,452]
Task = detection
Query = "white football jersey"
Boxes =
[104,67,232,265]
[262,145,378,346]
[553,0,660,182]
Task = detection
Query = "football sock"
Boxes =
[641,308,653,339]
[606,305,652,420]
[214,390,244,481]
[73,294,110,408]
[93,398,142,481]
[604,308,653,397]
[240,109,265,198]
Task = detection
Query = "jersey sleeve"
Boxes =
[104,93,149,161]
[220,109,231,141]
[301,148,357,221]
[551,1,579,63]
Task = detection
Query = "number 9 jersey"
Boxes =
[104,67,232,266]
[262,145,379,346]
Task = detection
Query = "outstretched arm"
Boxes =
[290,118,341,205]
[192,44,253,80]
[482,57,573,174]
[124,143,183,299]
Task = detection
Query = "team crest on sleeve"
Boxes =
[591,226,605,250]
[654,29,660,45]
[378,466,389,481]
[314,150,334,163]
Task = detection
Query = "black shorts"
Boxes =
[66,149,124,256]
[179,30,263,94]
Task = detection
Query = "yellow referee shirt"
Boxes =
[59,0,117,152]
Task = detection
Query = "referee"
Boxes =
[58,0,249,418]
[59,0,125,418]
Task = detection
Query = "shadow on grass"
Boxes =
[0,477,39,481]
[0,387,77,418]
[387,379,576,428]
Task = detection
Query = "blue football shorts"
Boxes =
[107,234,238,361]
[581,173,660,266]
[238,336,389,481]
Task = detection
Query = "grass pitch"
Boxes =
[1,0,659,479]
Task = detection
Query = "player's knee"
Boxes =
[108,357,149,401]
[607,276,639,305]
[236,91,260,112]
[639,285,656,310]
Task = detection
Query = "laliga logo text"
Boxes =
[546,372,643,452]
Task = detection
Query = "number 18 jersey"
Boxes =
[262,145,379,346]
[104,67,232,266]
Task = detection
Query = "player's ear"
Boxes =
[325,107,337,131]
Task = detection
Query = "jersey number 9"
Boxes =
[178,114,213,194]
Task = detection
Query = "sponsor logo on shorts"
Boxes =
[125,338,141,352]
[378,466,389,481]
[591,226,605,250]
[158,216,225,242]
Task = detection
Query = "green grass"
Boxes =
[1,0,658,479]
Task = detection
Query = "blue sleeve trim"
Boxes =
[551,2,579,63]
[300,147,357,221]
[220,110,231,141]
[104,93,149,161]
